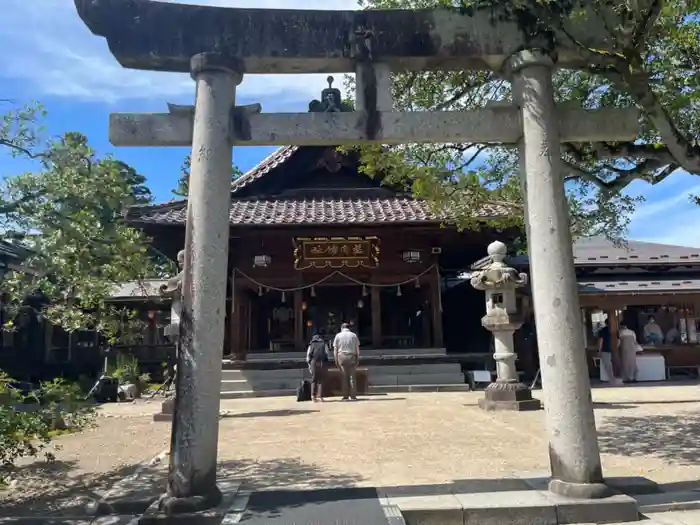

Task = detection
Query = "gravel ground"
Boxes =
[1,382,699,516]
[0,409,169,517]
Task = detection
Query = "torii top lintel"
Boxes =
[73,0,619,75]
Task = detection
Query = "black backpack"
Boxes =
[308,340,329,363]
[296,379,312,402]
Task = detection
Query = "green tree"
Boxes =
[1,109,173,343]
[349,0,699,241]
[172,154,244,197]
[1,371,96,476]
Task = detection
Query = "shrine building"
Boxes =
[126,143,510,365]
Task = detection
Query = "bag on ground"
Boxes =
[296,379,312,402]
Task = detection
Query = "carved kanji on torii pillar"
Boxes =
[73,0,644,512]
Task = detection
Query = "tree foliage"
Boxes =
[350,0,699,241]
[172,154,244,197]
[0,370,96,476]
[1,106,174,343]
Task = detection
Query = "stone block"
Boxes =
[544,492,640,524]
[152,398,175,422]
[637,491,700,513]
[390,494,463,525]
[478,383,542,411]
[322,367,368,397]
[456,490,557,525]
[478,398,542,411]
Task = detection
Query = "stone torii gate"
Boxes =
[74,0,642,512]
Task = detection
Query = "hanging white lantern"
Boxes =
[253,255,272,267]
[402,250,421,263]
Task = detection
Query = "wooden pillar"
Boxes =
[294,289,304,352]
[371,286,381,349]
[430,270,444,348]
[421,281,431,347]
[609,308,620,377]
[230,285,245,361]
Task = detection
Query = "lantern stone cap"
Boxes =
[470,240,528,291]
[487,241,507,263]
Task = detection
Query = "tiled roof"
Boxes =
[110,279,169,299]
[471,237,700,270]
[578,277,700,295]
[571,237,700,265]
[128,144,512,226]
[128,197,508,226]
[230,146,298,195]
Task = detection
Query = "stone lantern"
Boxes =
[470,241,541,411]
[153,249,184,422]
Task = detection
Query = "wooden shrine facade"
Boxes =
[128,145,513,360]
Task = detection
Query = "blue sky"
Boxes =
[1,0,699,247]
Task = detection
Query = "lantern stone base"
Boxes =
[478,381,542,411]
[153,397,175,422]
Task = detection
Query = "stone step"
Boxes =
[222,368,307,381]
[221,379,304,392]
[242,347,447,362]
[221,363,462,381]
[220,388,296,399]
[383,489,638,525]
[369,384,471,393]
[369,363,462,375]
[637,491,700,513]
[369,372,465,386]
[219,384,472,398]
[221,373,465,391]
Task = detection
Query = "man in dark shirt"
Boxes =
[598,318,618,383]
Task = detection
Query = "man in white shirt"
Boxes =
[333,323,360,400]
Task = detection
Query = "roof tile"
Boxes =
[130,197,506,226]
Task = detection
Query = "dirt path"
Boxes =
[2,383,699,516]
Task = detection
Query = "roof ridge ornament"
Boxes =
[309,76,354,113]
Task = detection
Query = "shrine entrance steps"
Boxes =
[220,348,471,399]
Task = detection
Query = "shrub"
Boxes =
[0,370,96,477]
[109,353,150,394]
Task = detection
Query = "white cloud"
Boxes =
[627,180,700,248]
[630,183,700,222]
[0,0,360,104]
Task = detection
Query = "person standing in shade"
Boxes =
[597,318,621,385]
[306,333,330,402]
[643,316,663,345]
[619,321,640,383]
[333,322,360,401]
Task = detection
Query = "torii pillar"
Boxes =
[509,50,607,499]
[160,53,243,513]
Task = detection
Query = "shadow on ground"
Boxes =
[221,409,320,418]
[0,459,142,518]
[598,412,700,465]
[0,455,364,518]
